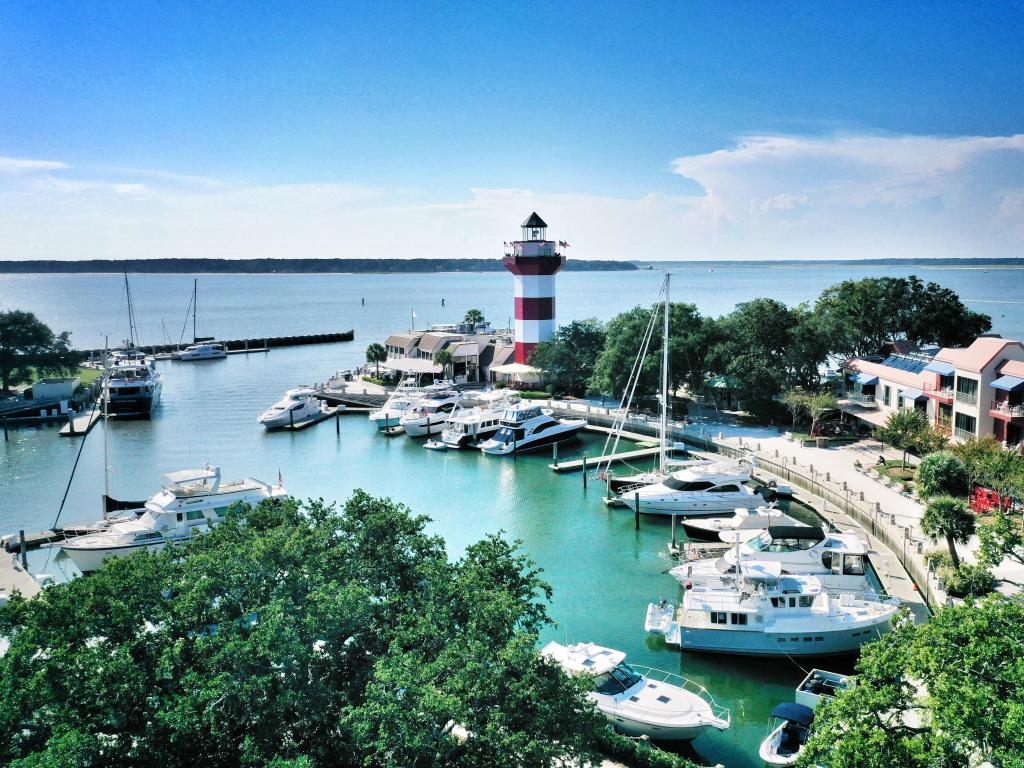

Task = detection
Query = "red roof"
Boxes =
[934,337,1024,374]
[847,359,930,389]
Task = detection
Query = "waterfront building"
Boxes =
[502,212,566,364]
[840,335,1024,447]
[381,324,515,384]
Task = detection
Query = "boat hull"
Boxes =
[63,538,170,573]
[105,380,162,418]
[479,421,586,455]
[598,707,707,742]
[258,407,321,429]
[636,494,762,516]
[401,417,446,438]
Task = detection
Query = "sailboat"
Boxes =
[102,273,164,417]
[175,278,227,361]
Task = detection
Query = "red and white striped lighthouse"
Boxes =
[502,212,566,364]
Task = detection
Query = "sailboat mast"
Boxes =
[103,336,110,519]
[193,278,198,343]
[660,273,670,472]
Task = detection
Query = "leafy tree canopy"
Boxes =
[0,310,78,393]
[876,409,931,469]
[914,451,970,500]
[529,319,606,396]
[0,494,603,768]
[920,495,976,568]
[799,596,1024,768]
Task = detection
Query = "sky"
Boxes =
[1,1,1023,262]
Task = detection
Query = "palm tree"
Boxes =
[464,308,485,330]
[434,349,454,380]
[365,343,387,378]
[921,495,976,568]
[877,409,930,469]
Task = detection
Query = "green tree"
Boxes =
[464,308,485,329]
[876,409,930,469]
[807,392,839,435]
[0,494,604,768]
[978,508,1024,571]
[920,495,976,568]
[365,342,387,377]
[0,310,78,393]
[799,596,1024,768]
[782,389,810,428]
[528,319,606,396]
[434,348,454,379]
[914,451,970,499]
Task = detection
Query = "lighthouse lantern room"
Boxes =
[502,212,566,364]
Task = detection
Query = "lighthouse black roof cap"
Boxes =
[521,211,548,228]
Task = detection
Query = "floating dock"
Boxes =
[0,552,41,602]
[58,408,103,437]
[549,445,662,472]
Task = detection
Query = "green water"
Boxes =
[1,347,846,767]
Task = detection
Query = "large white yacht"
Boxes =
[399,391,462,437]
[645,562,900,656]
[60,465,286,573]
[258,387,326,429]
[368,381,453,430]
[439,391,519,448]
[477,404,586,455]
[626,459,764,516]
[177,342,227,361]
[680,506,805,542]
[103,356,164,418]
[671,526,874,593]
[541,641,730,741]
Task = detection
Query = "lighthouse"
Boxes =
[503,212,566,364]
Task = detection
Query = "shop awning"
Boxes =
[854,372,878,386]
[923,360,955,375]
[991,375,1024,392]
[901,388,925,401]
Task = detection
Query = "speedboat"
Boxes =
[645,562,901,656]
[60,464,286,573]
[670,526,875,594]
[627,459,764,516]
[540,641,730,741]
[399,391,462,437]
[680,506,804,542]
[759,702,815,766]
[477,405,586,455]
[258,387,325,429]
[440,391,520,448]
[103,357,164,418]
[177,342,227,361]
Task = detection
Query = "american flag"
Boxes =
[559,240,571,248]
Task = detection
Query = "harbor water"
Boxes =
[3,263,1023,766]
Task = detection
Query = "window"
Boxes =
[954,412,977,441]
[770,597,781,608]
[843,554,866,576]
[134,532,163,542]
[956,376,979,406]
[186,509,206,521]
[883,385,891,407]
[663,478,715,492]
[896,389,904,409]
[593,664,642,695]
[821,551,833,570]
[799,596,814,607]
[710,612,727,624]
[730,613,748,625]
[788,597,797,608]
[709,484,740,494]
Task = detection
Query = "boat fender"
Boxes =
[685,580,693,590]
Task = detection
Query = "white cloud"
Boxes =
[0,132,1023,261]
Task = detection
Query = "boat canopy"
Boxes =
[992,375,1024,392]
[163,465,221,490]
[770,702,815,727]
[540,641,625,676]
[767,526,825,541]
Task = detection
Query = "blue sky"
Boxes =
[2,1,1023,261]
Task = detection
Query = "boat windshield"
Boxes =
[492,426,525,444]
[662,478,715,492]
[593,663,642,695]
[749,531,818,552]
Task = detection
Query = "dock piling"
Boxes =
[66,408,76,436]
[634,493,640,530]
[289,409,294,428]
[552,442,558,467]
[336,409,341,436]
[3,416,8,442]
[582,456,587,488]
[18,530,27,569]
[671,514,677,548]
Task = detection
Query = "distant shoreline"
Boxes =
[0,258,636,274]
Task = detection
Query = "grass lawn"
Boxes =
[873,459,916,484]
[76,367,103,386]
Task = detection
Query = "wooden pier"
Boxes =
[82,329,355,359]
[549,445,662,472]
[0,552,40,602]
[58,408,103,437]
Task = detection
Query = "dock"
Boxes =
[81,329,355,359]
[0,552,40,602]
[58,408,103,437]
[549,445,662,472]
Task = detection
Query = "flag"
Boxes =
[278,469,283,485]
[412,309,417,318]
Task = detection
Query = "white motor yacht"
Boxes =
[645,562,901,656]
[477,404,586,455]
[540,641,730,741]
[671,526,874,594]
[627,459,764,516]
[258,387,327,429]
[399,391,462,437]
[440,391,520,448]
[103,357,164,418]
[60,464,286,573]
[368,381,453,430]
[177,342,227,361]
[759,702,815,766]
[680,506,805,543]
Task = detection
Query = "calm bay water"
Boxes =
[2,264,1023,766]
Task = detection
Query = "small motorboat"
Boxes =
[758,702,815,766]
[541,641,730,741]
[423,440,447,451]
[680,505,804,542]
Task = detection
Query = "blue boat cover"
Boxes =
[901,388,925,400]
[770,702,815,726]
[854,372,878,386]
[991,375,1024,392]
[923,360,955,376]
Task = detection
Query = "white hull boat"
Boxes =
[177,342,227,361]
[258,387,325,429]
[759,703,815,766]
[477,405,586,455]
[399,392,462,437]
[541,641,729,741]
[629,459,764,516]
[680,506,803,542]
[104,357,164,418]
[440,391,519,448]
[60,464,286,573]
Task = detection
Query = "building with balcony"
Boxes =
[841,336,1024,449]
